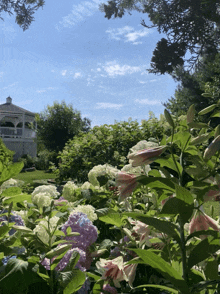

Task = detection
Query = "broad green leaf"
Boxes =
[123,212,181,244]
[204,258,219,280]
[86,272,101,281]
[64,251,80,272]
[46,244,72,259]
[160,197,193,223]
[188,122,209,129]
[155,156,183,174]
[13,225,33,233]
[175,184,194,205]
[198,104,217,115]
[174,131,191,151]
[99,209,126,227]
[131,249,189,294]
[3,194,32,205]
[0,162,24,184]
[188,237,220,269]
[190,134,210,145]
[137,176,175,192]
[63,269,86,294]
[92,279,104,294]
[0,259,43,293]
[186,230,219,242]
[135,284,178,294]
[1,187,23,196]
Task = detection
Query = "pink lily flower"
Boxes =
[96,256,137,288]
[128,146,166,167]
[189,210,219,239]
[115,172,138,200]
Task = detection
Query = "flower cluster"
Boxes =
[88,164,119,187]
[32,185,60,198]
[0,178,24,192]
[31,184,59,208]
[33,216,60,245]
[50,212,98,272]
[62,181,79,202]
[71,205,97,222]
[0,210,24,235]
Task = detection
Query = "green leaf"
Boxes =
[92,279,104,294]
[63,269,86,294]
[137,176,175,192]
[0,259,43,293]
[188,122,209,129]
[164,109,175,128]
[160,197,193,223]
[188,237,220,269]
[0,162,24,184]
[123,212,181,244]
[175,184,194,205]
[174,131,191,151]
[155,156,183,174]
[46,244,72,259]
[3,194,32,205]
[99,209,126,227]
[1,187,23,196]
[204,258,219,280]
[135,284,179,294]
[190,134,210,145]
[186,230,219,242]
[198,104,217,115]
[131,249,189,294]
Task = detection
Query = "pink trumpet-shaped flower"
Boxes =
[189,211,219,239]
[115,172,138,200]
[97,256,137,288]
[128,146,166,167]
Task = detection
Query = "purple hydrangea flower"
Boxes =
[55,247,87,271]
[101,284,118,294]
[0,210,24,235]
[61,212,98,250]
[77,278,91,294]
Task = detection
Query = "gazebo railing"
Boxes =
[0,127,36,138]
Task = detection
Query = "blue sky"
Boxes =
[0,0,178,127]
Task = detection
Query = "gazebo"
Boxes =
[0,96,37,160]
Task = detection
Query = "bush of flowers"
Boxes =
[0,103,220,293]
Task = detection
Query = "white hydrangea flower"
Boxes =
[88,164,119,186]
[32,192,52,208]
[71,205,97,222]
[62,181,79,202]
[32,185,60,198]
[80,181,94,190]
[33,216,60,245]
[128,140,158,155]
[121,163,151,175]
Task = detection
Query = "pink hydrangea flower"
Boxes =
[189,211,219,239]
[97,256,137,288]
[115,172,138,200]
[128,146,166,167]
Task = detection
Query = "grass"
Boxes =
[14,170,56,185]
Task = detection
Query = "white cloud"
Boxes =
[36,87,57,93]
[95,102,123,109]
[36,90,46,93]
[74,72,82,79]
[56,0,105,29]
[106,26,150,45]
[135,99,161,105]
[103,61,141,77]
[61,70,67,76]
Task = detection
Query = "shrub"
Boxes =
[57,117,170,183]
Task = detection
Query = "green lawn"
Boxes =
[14,170,56,185]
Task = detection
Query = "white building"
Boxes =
[0,97,37,160]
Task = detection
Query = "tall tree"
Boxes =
[100,0,220,74]
[36,101,91,153]
[164,53,220,116]
[0,0,44,30]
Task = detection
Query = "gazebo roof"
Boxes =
[0,97,35,116]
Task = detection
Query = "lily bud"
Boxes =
[204,135,220,160]
[187,104,195,124]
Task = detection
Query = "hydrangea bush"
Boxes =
[0,103,220,293]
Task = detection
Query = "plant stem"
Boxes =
[179,219,188,284]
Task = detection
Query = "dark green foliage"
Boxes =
[164,53,220,121]
[0,0,45,30]
[101,0,220,74]
[0,138,13,165]
[57,117,170,183]
[36,100,91,153]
